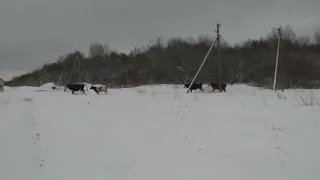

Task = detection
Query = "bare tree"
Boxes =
[314,29,320,45]
[297,35,311,47]
[89,43,105,57]
[103,44,110,55]
[267,25,296,44]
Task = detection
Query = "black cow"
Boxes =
[184,82,204,92]
[90,85,107,94]
[64,83,87,94]
[208,82,227,92]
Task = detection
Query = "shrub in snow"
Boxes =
[174,91,179,98]
[276,92,287,100]
[296,89,319,107]
[136,87,147,94]
[172,85,179,89]
[22,97,33,102]
[150,91,156,96]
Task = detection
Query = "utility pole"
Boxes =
[273,27,281,91]
[67,50,81,84]
[215,23,222,92]
[77,51,81,83]
[186,24,222,93]
[187,37,218,93]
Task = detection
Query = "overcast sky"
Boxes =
[0,0,319,80]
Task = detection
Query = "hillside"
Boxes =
[0,84,319,180]
[5,25,320,89]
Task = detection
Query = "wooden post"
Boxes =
[57,72,63,86]
[273,27,281,91]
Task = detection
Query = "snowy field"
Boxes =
[1,83,320,180]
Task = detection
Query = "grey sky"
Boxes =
[0,0,319,77]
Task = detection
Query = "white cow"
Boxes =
[90,84,108,94]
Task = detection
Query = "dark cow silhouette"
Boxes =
[184,82,204,92]
[208,82,227,92]
[64,83,87,94]
[90,85,107,94]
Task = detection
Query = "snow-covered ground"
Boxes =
[1,83,320,180]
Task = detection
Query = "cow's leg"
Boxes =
[72,90,75,94]
[92,88,98,94]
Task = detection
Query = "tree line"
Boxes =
[5,25,320,89]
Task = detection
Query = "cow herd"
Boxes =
[184,82,227,92]
[64,83,107,95]
[63,82,227,95]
